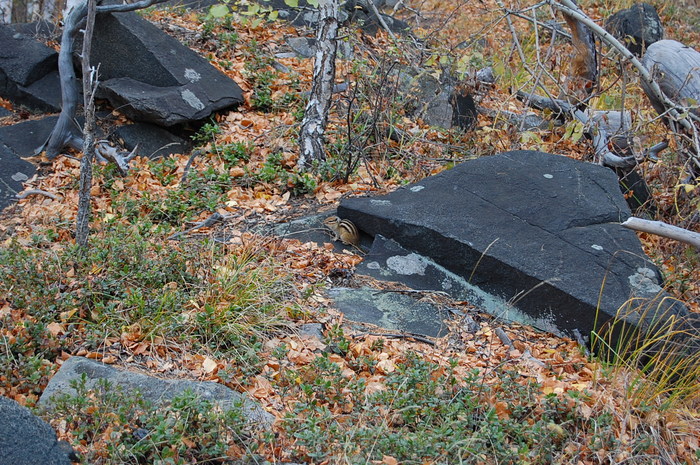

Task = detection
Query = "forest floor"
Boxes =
[1,0,700,464]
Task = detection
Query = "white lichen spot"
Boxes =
[543,174,553,179]
[11,172,28,182]
[410,185,425,192]
[184,68,201,83]
[180,89,205,110]
[629,267,662,294]
[370,199,392,206]
[365,261,381,270]
[591,244,603,251]
[386,253,427,276]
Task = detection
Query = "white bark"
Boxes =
[622,217,700,250]
[297,0,339,169]
[0,0,11,23]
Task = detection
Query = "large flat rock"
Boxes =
[329,287,450,338]
[0,23,61,113]
[40,357,273,428]
[90,12,243,126]
[0,144,36,211]
[339,151,685,340]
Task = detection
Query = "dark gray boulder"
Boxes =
[0,23,61,113]
[90,11,243,126]
[338,151,685,341]
[113,122,190,158]
[0,115,76,158]
[39,357,274,429]
[13,71,63,113]
[0,396,77,465]
[0,143,36,211]
[605,3,663,56]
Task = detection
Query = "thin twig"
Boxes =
[359,332,436,346]
[168,212,225,241]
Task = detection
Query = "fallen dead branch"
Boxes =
[622,217,700,250]
[167,212,226,241]
[16,189,59,200]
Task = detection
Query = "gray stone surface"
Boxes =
[338,150,686,340]
[0,23,61,113]
[0,24,58,87]
[358,235,515,322]
[15,70,62,113]
[328,287,449,338]
[0,107,10,118]
[0,144,36,211]
[298,323,324,340]
[0,116,65,158]
[39,357,274,429]
[90,12,243,126]
[113,122,190,158]
[606,3,663,56]
[8,20,60,42]
[0,396,76,465]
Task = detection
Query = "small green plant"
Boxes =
[323,324,350,355]
[218,141,253,168]
[149,156,179,186]
[191,120,222,147]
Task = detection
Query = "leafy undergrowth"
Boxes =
[1,0,699,463]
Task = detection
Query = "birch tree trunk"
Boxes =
[0,0,11,23]
[297,0,339,169]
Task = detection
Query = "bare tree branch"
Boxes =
[622,217,700,250]
[549,0,696,132]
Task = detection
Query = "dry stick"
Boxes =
[167,212,225,241]
[16,189,58,200]
[181,149,203,184]
[495,0,562,104]
[360,332,436,346]
[621,217,700,250]
[372,289,451,297]
[494,327,514,349]
[75,0,98,249]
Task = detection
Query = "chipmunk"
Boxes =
[323,216,360,247]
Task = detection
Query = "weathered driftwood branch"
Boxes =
[96,141,138,176]
[548,0,695,133]
[298,0,339,169]
[622,217,700,250]
[42,0,170,159]
[16,189,59,200]
[516,91,637,167]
